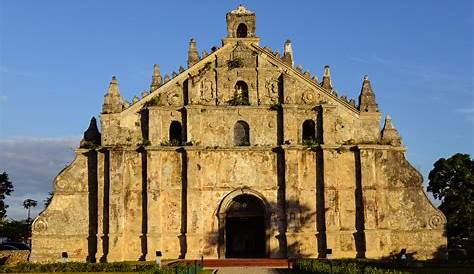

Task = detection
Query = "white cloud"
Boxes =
[0,137,80,220]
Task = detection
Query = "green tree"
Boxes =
[428,153,474,239]
[23,198,38,222]
[0,171,14,219]
[0,219,30,242]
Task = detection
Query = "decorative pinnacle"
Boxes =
[384,114,394,129]
[361,74,373,94]
[150,64,162,90]
[321,65,332,89]
[108,75,119,94]
[381,114,402,146]
[324,65,331,77]
[153,64,160,77]
[103,75,124,113]
[283,39,294,67]
[187,38,200,68]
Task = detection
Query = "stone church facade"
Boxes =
[31,6,446,262]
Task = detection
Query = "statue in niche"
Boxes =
[199,78,215,103]
[264,78,279,102]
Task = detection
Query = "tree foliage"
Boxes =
[23,198,38,221]
[428,153,474,238]
[23,199,38,210]
[0,219,30,242]
[0,171,14,219]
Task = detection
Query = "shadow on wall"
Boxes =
[201,197,318,258]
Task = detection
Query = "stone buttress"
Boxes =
[30,5,446,262]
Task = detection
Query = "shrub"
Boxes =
[293,259,411,274]
[227,94,250,106]
[227,57,244,70]
[302,139,319,149]
[144,94,162,107]
[141,138,151,146]
[0,261,201,273]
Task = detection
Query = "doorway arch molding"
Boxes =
[216,187,272,258]
[217,187,271,216]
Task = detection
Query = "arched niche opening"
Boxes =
[236,23,248,38]
[302,119,316,143]
[169,121,182,146]
[230,81,250,105]
[234,121,250,146]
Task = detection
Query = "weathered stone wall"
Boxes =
[30,151,90,262]
[31,6,446,262]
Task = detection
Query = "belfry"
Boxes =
[31,6,446,262]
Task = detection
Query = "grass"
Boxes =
[292,259,474,274]
[0,261,205,273]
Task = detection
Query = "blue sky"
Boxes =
[0,0,472,219]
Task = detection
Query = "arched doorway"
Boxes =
[225,194,265,258]
[217,189,269,258]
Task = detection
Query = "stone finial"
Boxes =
[102,76,124,114]
[201,50,209,58]
[321,65,332,89]
[187,38,200,68]
[282,39,294,67]
[358,74,379,112]
[132,96,139,104]
[150,64,162,91]
[230,5,254,14]
[381,114,402,145]
[274,50,281,59]
[164,74,170,82]
[80,117,101,148]
[349,99,356,107]
[179,66,185,73]
[172,71,178,78]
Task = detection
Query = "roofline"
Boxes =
[115,41,360,116]
[117,43,234,116]
[249,43,361,115]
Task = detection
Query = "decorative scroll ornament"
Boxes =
[428,214,445,229]
[302,90,316,104]
[166,92,179,105]
[33,218,48,233]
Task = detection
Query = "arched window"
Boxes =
[236,23,248,38]
[169,121,182,146]
[234,121,250,146]
[231,81,249,105]
[302,120,316,142]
